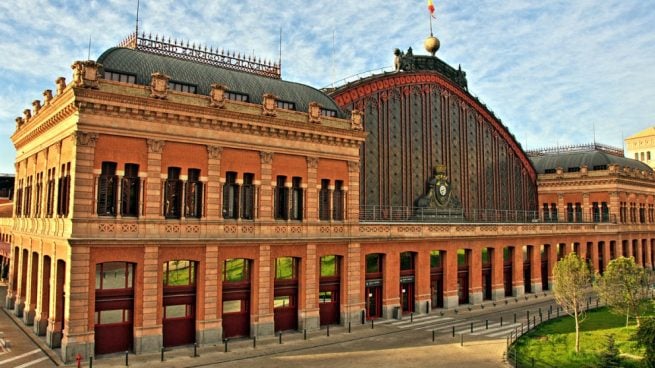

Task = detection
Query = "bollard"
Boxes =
[279,332,283,344]
[460,334,463,347]
[161,347,165,362]
[194,342,198,357]
[486,319,489,330]
[470,322,473,333]
[125,351,129,366]
[304,329,307,340]
[223,339,228,353]
[432,330,435,342]
[452,325,455,337]
[533,316,536,327]
[348,322,351,333]
[514,313,517,323]
[500,316,503,327]
[90,356,93,368]
[411,313,414,323]
[253,336,257,349]
[371,319,374,329]
[527,318,530,330]
[327,325,330,337]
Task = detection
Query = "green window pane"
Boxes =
[319,291,332,303]
[430,251,442,268]
[457,249,467,266]
[224,259,248,282]
[366,254,380,273]
[275,257,295,280]
[400,252,413,270]
[320,255,337,277]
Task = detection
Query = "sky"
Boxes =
[1,0,654,173]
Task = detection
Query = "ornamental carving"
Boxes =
[23,109,31,122]
[306,157,318,169]
[147,139,165,154]
[260,151,273,164]
[150,72,170,99]
[43,89,53,105]
[351,109,363,131]
[308,101,321,124]
[74,131,98,147]
[71,60,101,89]
[32,100,41,115]
[209,83,227,108]
[15,117,24,130]
[207,145,223,159]
[55,77,66,95]
[347,161,360,173]
[262,93,277,116]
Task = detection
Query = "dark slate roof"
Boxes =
[530,150,653,174]
[97,47,346,118]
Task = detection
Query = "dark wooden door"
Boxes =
[457,269,469,304]
[319,281,340,326]
[365,286,382,319]
[431,274,443,308]
[401,283,414,313]
[274,282,298,332]
[222,285,250,338]
[482,268,492,300]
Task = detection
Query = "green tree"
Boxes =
[597,334,621,368]
[634,317,655,368]
[595,256,650,327]
[553,252,592,353]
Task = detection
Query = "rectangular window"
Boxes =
[164,167,182,219]
[24,176,32,217]
[223,172,239,219]
[366,254,381,274]
[274,295,292,308]
[223,259,249,282]
[566,203,574,222]
[34,173,43,217]
[241,173,255,220]
[430,251,442,269]
[648,151,652,161]
[222,300,243,314]
[97,161,118,216]
[574,202,582,222]
[163,260,195,286]
[333,180,344,221]
[15,179,22,217]
[165,304,193,318]
[95,309,131,325]
[602,202,610,222]
[168,81,197,94]
[57,163,71,217]
[542,203,550,222]
[226,91,249,102]
[319,179,330,221]
[121,163,140,217]
[95,262,134,290]
[104,71,136,84]
[550,203,558,223]
[400,252,414,270]
[457,249,468,266]
[320,255,338,277]
[290,177,303,221]
[185,168,203,218]
[320,108,337,117]
[319,291,333,303]
[275,257,296,280]
[592,202,600,222]
[276,100,296,110]
[481,248,490,265]
[274,176,288,220]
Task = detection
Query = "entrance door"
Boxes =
[523,262,531,293]
[274,257,298,332]
[94,262,134,355]
[457,270,469,304]
[162,260,196,347]
[400,282,414,314]
[430,274,443,308]
[319,255,340,326]
[482,268,492,300]
[504,266,513,297]
[222,259,251,338]
[365,285,382,319]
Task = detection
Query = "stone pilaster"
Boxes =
[61,246,94,363]
[443,249,458,308]
[344,242,362,324]
[34,253,51,336]
[512,246,524,298]
[72,131,98,218]
[347,161,360,222]
[469,248,483,304]
[301,243,319,330]
[145,140,165,219]
[206,146,222,220]
[491,245,504,300]
[197,245,220,344]
[415,249,431,314]
[306,157,318,221]
[14,248,26,317]
[23,249,37,325]
[529,245,542,293]
[135,246,162,353]
[259,152,273,221]
[255,245,273,336]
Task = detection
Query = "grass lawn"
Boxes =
[513,302,654,367]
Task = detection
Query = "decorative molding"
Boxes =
[348,161,360,173]
[306,157,318,169]
[308,101,321,124]
[74,131,98,147]
[351,109,364,131]
[262,93,277,116]
[150,72,170,99]
[209,83,227,108]
[260,151,273,165]
[207,145,223,159]
[71,60,101,89]
[147,139,165,154]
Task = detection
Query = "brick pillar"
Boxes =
[71,132,98,219]
[61,246,93,364]
[512,245,524,297]
[135,246,162,353]
[347,161,360,222]
[198,245,220,344]
[145,140,165,219]
[491,245,504,300]
[306,158,318,221]
[23,250,38,325]
[443,249,458,308]
[469,247,483,304]
[206,146,222,221]
[530,245,542,293]
[416,248,431,313]
[645,239,653,270]
[255,244,273,336]
[383,251,400,318]
[590,241,599,273]
[344,242,362,323]
[302,243,319,330]
[260,152,273,220]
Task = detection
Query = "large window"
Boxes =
[96,262,134,290]
[35,172,43,217]
[97,162,118,216]
[185,168,202,218]
[319,179,330,221]
[320,255,338,277]
[366,254,382,274]
[290,177,303,221]
[223,172,239,219]
[274,176,288,220]
[15,179,22,217]
[223,258,250,282]
[46,168,56,217]
[430,250,442,269]
[333,180,344,221]
[275,257,297,280]
[57,162,71,217]
[121,164,140,217]
[241,173,255,220]
[163,260,196,286]
[164,167,182,219]
[24,176,32,217]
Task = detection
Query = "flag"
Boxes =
[427,0,436,18]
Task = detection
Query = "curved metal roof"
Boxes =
[530,150,653,174]
[97,47,346,118]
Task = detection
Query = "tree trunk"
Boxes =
[626,307,630,328]
[575,307,580,353]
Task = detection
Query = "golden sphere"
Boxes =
[424,35,440,56]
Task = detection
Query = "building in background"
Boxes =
[1,30,653,363]
[625,126,655,169]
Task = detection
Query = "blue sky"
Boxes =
[1,0,654,173]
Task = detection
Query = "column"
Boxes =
[443,249,458,308]
[198,245,220,345]
[302,243,319,330]
[255,244,273,336]
[145,140,165,219]
[71,132,98,218]
[61,246,93,363]
[383,251,399,318]
[609,192,620,223]
[415,249,431,314]
[23,250,38,325]
[344,242,362,323]
[115,171,124,218]
[491,244,505,300]
[548,243,557,290]
[347,161,360,222]
[206,146,222,221]
[469,247,483,304]
[14,248,26,317]
[512,245,524,297]
[645,239,653,270]
[34,254,51,336]
[306,157,318,221]
[530,245,542,293]
[134,246,162,353]
[259,152,273,221]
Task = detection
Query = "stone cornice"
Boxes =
[11,99,77,150]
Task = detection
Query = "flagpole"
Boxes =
[429,12,433,35]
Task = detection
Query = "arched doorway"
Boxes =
[94,262,135,355]
[162,260,196,347]
[430,251,444,308]
[222,258,251,338]
[481,248,492,300]
[319,255,340,326]
[274,257,298,332]
[457,249,470,305]
[399,252,415,314]
[365,254,383,319]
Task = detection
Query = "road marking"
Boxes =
[391,314,448,325]
[0,349,40,366]
[14,356,49,368]
[396,317,453,328]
